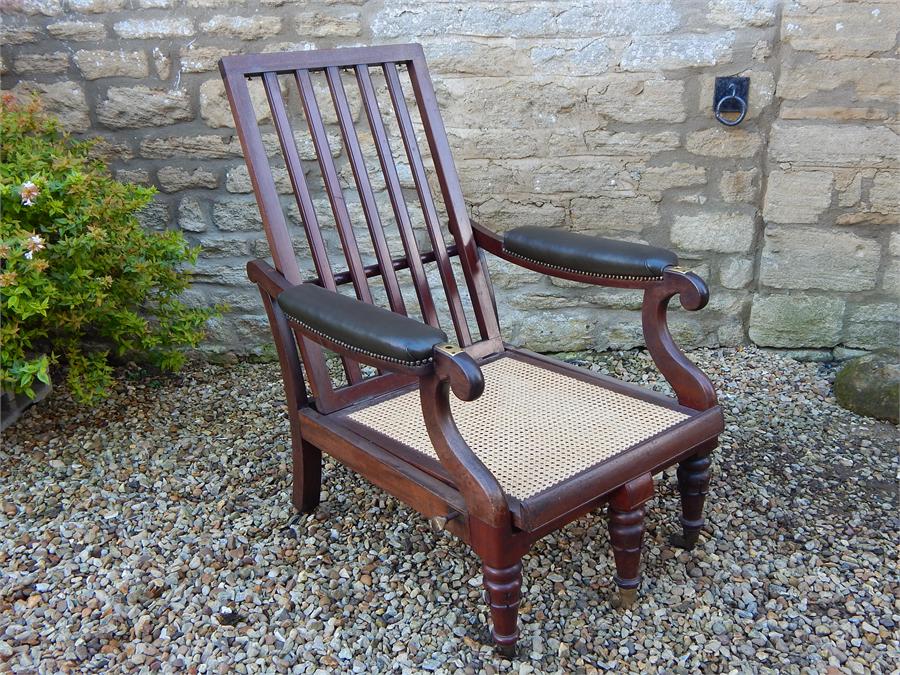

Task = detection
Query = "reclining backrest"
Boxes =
[219,44,502,405]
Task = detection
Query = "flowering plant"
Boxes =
[1,95,220,403]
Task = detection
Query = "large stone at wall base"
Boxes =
[748,294,844,347]
[833,351,899,424]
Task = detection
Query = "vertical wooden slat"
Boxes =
[220,69,301,286]
[325,65,407,315]
[383,62,472,346]
[356,64,440,328]
[406,50,503,343]
[262,71,363,387]
[295,68,374,306]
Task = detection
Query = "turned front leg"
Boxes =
[607,474,653,608]
[483,560,523,656]
[671,453,711,550]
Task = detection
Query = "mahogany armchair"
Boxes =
[219,44,724,654]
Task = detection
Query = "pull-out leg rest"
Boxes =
[608,474,654,609]
[671,450,712,550]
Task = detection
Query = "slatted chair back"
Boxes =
[220,44,502,412]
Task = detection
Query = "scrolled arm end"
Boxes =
[664,266,709,311]
[433,344,485,402]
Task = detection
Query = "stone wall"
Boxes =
[2,0,897,358]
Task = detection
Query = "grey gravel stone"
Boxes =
[0,347,896,673]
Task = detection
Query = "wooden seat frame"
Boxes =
[219,44,723,654]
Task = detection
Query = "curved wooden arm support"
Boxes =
[420,351,508,528]
[641,267,717,411]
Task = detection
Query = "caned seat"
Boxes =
[338,354,720,531]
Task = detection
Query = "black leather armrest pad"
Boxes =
[503,226,678,279]
[277,283,447,367]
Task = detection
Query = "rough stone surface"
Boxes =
[672,212,755,253]
[96,86,192,129]
[760,227,881,292]
[763,170,834,224]
[749,294,845,348]
[1,0,896,354]
[834,351,900,423]
[74,50,149,79]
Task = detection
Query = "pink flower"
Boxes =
[19,181,39,206]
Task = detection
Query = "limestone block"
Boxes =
[200,78,274,129]
[621,32,735,71]
[153,48,171,79]
[843,304,900,351]
[68,0,124,12]
[372,3,555,39]
[556,2,678,36]
[719,169,758,203]
[707,0,777,27]
[748,294,845,347]
[116,168,151,184]
[870,171,900,217]
[760,226,880,292]
[777,58,898,101]
[113,18,194,39]
[672,212,755,253]
[213,198,264,231]
[1,26,40,45]
[200,15,283,40]
[12,81,89,132]
[769,123,899,168]
[225,165,293,194]
[74,50,149,79]
[883,260,900,294]
[469,197,566,233]
[178,197,209,233]
[762,170,833,224]
[158,167,219,192]
[97,86,192,129]
[638,163,707,199]
[140,135,243,159]
[296,11,362,37]
[719,258,754,289]
[779,106,890,123]
[530,39,612,76]
[423,41,532,77]
[686,128,761,158]
[782,2,899,57]
[889,232,900,257]
[586,77,686,123]
[584,130,681,156]
[570,196,659,233]
[13,52,68,74]
[180,46,238,74]
[136,200,170,231]
[9,0,63,15]
[47,21,106,41]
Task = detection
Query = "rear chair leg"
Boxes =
[483,559,523,656]
[670,453,711,550]
[292,437,321,514]
[608,474,653,609]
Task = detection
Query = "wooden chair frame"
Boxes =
[220,44,723,654]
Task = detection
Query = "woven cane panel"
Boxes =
[347,357,690,500]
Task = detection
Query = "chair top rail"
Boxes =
[219,44,423,79]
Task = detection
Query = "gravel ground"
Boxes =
[1,347,897,674]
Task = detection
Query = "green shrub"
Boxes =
[1,94,220,403]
